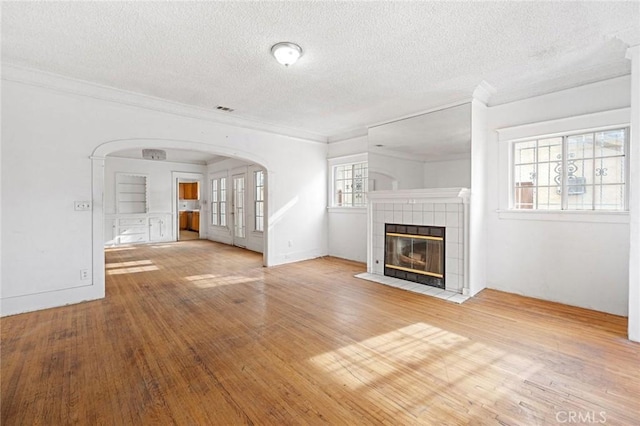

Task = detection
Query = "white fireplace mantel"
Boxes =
[367,187,470,204]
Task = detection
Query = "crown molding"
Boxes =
[613,27,640,48]
[327,127,368,143]
[1,63,329,144]
[367,99,471,130]
[472,80,496,105]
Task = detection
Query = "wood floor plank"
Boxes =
[2,240,639,425]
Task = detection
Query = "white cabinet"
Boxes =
[118,217,147,244]
[104,218,117,246]
[105,213,172,246]
[149,217,165,242]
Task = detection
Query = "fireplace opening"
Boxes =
[384,224,445,289]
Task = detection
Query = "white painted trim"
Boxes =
[497,210,630,224]
[473,80,497,105]
[368,100,471,129]
[93,139,271,170]
[327,152,368,165]
[328,153,369,209]
[91,156,106,306]
[327,128,369,143]
[497,109,632,213]
[1,284,104,317]
[368,188,470,204]
[173,172,204,241]
[327,207,367,214]
[496,108,630,142]
[626,44,640,342]
[2,63,328,143]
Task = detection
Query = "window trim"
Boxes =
[509,126,629,212]
[328,153,369,209]
[496,108,631,221]
[210,173,228,228]
[253,169,265,233]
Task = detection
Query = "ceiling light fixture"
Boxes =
[142,149,166,161]
[271,42,303,67]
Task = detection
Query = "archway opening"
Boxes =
[91,139,271,298]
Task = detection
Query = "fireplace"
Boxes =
[368,188,469,295]
[384,223,445,289]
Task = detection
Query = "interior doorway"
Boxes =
[174,172,204,242]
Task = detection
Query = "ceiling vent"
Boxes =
[216,105,235,112]
[142,149,166,161]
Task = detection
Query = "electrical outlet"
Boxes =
[80,269,90,280]
[74,201,91,211]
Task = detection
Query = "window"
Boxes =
[512,128,628,211]
[254,170,264,232]
[211,176,227,226]
[233,175,245,239]
[333,162,368,207]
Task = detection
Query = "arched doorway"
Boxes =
[90,138,271,297]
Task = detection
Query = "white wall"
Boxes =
[326,137,368,263]
[1,70,328,316]
[485,76,632,316]
[105,156,206,216]
[469,99,489,297]
[423,158,471,188]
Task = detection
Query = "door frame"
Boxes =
[172,171,204,241]
[230,169,248,248]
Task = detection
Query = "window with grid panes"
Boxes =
[211,176,227,226]
[254,170,264,232]
[333,162,368,207]
[512,128,628,211]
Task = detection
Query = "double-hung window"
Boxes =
[332,161,368,207]
[211,176,227,226]
[254,170,264,232]
[512,127,628,211]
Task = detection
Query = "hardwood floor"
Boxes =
[179,230,200,241]
[2,241,639,425]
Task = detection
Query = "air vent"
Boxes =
[216,105,235,112]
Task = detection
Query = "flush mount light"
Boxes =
[271,42,303,66]
[142,149,166,161]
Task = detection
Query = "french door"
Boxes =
[231,173,247,247]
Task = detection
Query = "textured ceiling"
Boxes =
[2,1,638,141]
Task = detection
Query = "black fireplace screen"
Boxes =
[384,224,445,289]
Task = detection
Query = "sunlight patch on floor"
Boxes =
[106,265,159,275]
[106,260,153,269]
[104,246,137,252]
[308,322,542,418]
[185,274,257,288]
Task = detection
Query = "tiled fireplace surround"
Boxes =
[367,188,470,296]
